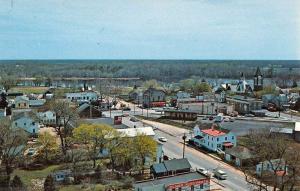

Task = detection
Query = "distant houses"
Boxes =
[129,87,166,108]
[65,91,98,102]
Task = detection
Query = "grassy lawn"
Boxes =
[10,86,49,94]
[59,184,106,191]
[12,165,60,187]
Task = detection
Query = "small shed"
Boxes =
[225,146,254,167]
[52,170,72,182]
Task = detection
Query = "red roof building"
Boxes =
[201,129,226,137]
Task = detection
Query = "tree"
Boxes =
[193,82,212,95]
[50,100,78,155]
[179,79,195,92]
[132,134,157,174]
[73,124,116,168]
[0,75,17,92]
[44,175,55,191]
[292,80,298,88]
[241,129,300,191]
[142,80,161,90]
[37,132,59,162]
[0,118,27,177]
[10,175,25,191]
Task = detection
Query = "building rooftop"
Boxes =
[134,171,207,189]
[225,146,253,160]
[117,127,155,137]
[201,128,226,137]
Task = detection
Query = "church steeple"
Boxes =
[254,67,263,91]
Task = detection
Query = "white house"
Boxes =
[12,112,40,134]
[15,96,30,109]
[176,91,191,99]
[192,124,236,152]
[37,111,56,125]
[65,91,98,102]
[256,159,288,177]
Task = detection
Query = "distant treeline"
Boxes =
[0,60,300,81]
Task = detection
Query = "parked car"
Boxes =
[202,116,208,120]
[214,169,227,180]
[245,114,255,117]
[197,167,211,177]
[158,137,168,142]
[229,117,235,122]
[223,117,230,122]
[209,116,214,120]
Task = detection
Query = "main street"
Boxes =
[143,119,251,191]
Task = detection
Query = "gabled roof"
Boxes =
[151,163,167,174]
[225,146,253,160]
[77,103,90,113]
[164,158,191,172]
[201,128,226,137]
[254,67,262,77]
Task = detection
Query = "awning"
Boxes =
[223,142,233,147]
[195,135,204,139]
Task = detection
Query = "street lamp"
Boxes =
[182,133,187,158]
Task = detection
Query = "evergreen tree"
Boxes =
[44,175,55,191]
[11,175,25,191]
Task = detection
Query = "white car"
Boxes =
[158,137,168,142]
[224,118,230,122]
[214,169,227,180]
[197,167,210,177]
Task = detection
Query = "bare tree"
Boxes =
[0,119,27,176]
[241,129,300,191]
[50,99,78,155]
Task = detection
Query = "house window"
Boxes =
[32,122,35,125]
[15,122,17,126]
[232,136,234,140]
[191,185,194,191]
[217,138,219,142]
[208,142,209,146]
[225,137,227,141]
[24,123,26,126]
[200,184,203,189]
[32,129,35,133]
[212,137,214,141]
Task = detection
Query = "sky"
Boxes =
[0,0,299,60]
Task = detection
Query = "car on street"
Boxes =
[202,116,207,120]
[197,167,211,177]
[158,137,168,142]
[229,117,235,122]
[214,169,227,180]
[209,116,214,120]
[224,117,230,122]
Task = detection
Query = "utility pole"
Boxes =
[182,133,187,158]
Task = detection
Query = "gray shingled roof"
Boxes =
[164,158,191,172]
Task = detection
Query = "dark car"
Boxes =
[209,116,214,120]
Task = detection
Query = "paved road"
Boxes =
[143,119,251,191]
